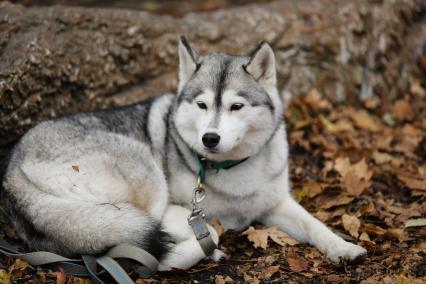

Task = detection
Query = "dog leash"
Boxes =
[187,155,249,256]
[0,239,158,283]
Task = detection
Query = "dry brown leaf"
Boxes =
[352,158,374,181]
[215,275,234,284]
[56,267,66,284]
[335,118,355,132]
[269,228,299,246]
[342,214,360,238]
[392,100,414,121]
[211,217,224,237]
[372,151,393,165]
[410,80,426,97]
[398,174,426,191]
[359,232,371,242]
[9,259,28,274]
[305,88,322,111]
[287,257,309,272]
[364,223,387,236]
[71,165,79,172]
[394,274,425,284]
[242,226,269,250]
[334,157,373,196]
[322,195,354,209]
[257,265,280,280]
[341,171,369,196]
[242,226,298,250]
[334,157,352,177]
[215,275,225,284]
[351,109,382,132]
[326,274,342,282]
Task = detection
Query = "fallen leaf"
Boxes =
[405,218,426,228]
[335,118,355,132]
[9,259,28,272]
[269,228,299,246]
[56,267,66,284]
[305,88,322,111]
[319,114,337,133]
[72,165,79,172]
[287,257,309,272]
[351,109,382,132]
[410,80,426,97]
[215,275,233,284]
[359,232,371,242]
[242,226,269,250]
[334,157,352,177]
[0,270,10,284]
[326,274,342,282]
[398,174,426,191]
[372,151,393,165]
[364,223,387,236]
[342,214,360,238]
[211,217,224,237]
[257,265,280,280]
[341,171,370,196]
[215,275,225,284]
[394,274,425,284]
[392,100,414,121]
[322,195,354,209]
[334,157,373,196]
[242,226,298,250]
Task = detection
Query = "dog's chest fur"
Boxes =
[166,119,290,230]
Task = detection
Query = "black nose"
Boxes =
[202,133,220,148]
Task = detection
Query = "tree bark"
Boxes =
[0,0,425,151]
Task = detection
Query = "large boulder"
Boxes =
[0,0,425,162]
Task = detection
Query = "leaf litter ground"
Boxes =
[0,85,425,283]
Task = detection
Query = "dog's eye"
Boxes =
[230,103,244,111]
[197,102,207,110]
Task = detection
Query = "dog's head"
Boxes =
[172,37,283,161]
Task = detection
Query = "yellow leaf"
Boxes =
[0,270,10,284]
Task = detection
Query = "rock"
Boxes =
[0,0,425,170]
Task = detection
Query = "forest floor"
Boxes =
[0,86,425,283]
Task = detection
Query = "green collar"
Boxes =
[196,154,249,183]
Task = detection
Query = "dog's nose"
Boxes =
[202,133,220,148]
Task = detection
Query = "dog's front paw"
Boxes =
[326,241,367,263]
[209,249,226,262]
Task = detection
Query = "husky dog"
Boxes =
[2,37,366,271]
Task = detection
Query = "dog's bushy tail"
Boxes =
[2,190,170,260]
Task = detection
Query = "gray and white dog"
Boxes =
[2,37,366,270]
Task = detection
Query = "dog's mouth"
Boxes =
[204,148,219,154]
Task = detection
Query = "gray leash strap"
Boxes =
[0,239,159,284]
[106,244,159,272]
[82,255,106,284]
[197,234,217,256]
[96,256,134,284]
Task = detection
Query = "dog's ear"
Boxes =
[178,36,199,92]
[244,41,276,87]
